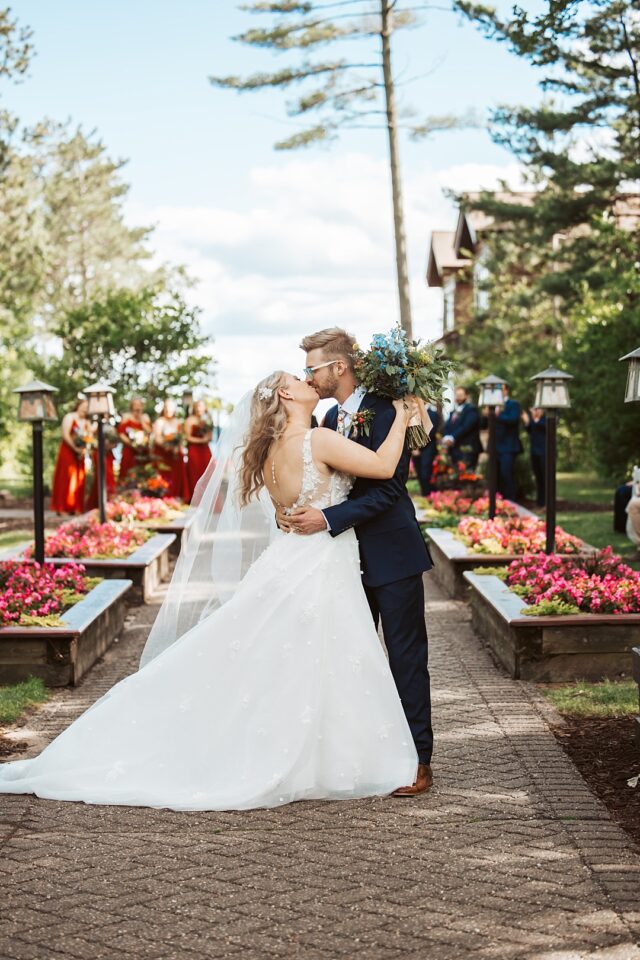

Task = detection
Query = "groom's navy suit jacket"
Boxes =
[322,393,432,588]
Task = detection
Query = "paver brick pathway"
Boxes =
[1,577,640,959]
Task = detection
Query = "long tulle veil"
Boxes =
[139,391,277,667]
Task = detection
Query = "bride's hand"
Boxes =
[393,397,418,422]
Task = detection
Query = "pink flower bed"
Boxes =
[0,561,92,627]
[506,548,640,614]
[27,517,151,560]
[457,516,582,555]
[101,494,184,525]
[420,490,518,518]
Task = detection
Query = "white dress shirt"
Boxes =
[336,386,367,435]
[322,385,367,529]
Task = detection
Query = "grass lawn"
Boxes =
[0,478,32,498]
[543,679,638,718]
[0,529,31,551]
[0,677,49,725]
[553,472,639,567]
[556,471,613,506]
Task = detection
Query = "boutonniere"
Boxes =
[350,408,376,438]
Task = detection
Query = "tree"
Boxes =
[450,0,640,475]
[0,5,33,167]
[211,1,471,338]
[34,124,155,327]
[0,8,37,447]
[39,286,216,415]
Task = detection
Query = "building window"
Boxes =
[473,244,490,313]
[443,277,455,332]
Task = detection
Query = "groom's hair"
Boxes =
[299,327,357,373]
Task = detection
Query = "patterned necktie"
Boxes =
[336,408,347,436]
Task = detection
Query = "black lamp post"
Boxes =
[14,380,58,564]
[85,382,116,523]
[477,374,507,519]
[619,347,640,403]
[530,366,573,554]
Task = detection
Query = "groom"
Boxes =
[286,327,434,796]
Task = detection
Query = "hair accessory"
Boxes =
[258,386,273,401]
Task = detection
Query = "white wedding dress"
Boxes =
[0,430,418,810]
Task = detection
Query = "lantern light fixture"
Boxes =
[14,380,58,423]
[530,367,573,410]
[619,347,640,403]
[85,382,116,420]
[477,374,507,408]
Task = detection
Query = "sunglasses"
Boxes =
[302,360,339,377]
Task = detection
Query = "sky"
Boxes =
[9,0,544,402]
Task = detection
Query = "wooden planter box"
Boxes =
[45,533,176,604]
[146,508,194,557]
[423,528,521,599]
[424,527,591,600]
[0,579,132,687]
[464,571,640,682]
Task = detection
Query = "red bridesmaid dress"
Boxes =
[117,417,150,485]
[186,437,213,503]
[87,449,116,510]
[50,419,87,515]
[153,420,188,499]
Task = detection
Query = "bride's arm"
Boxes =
[312,400,412,479]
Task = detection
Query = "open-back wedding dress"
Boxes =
[0,429,418,810]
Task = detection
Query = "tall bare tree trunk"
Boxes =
[381,0,413,339]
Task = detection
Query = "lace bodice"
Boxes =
[284,429,353,514]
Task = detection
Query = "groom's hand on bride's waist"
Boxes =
[287,507,328,535]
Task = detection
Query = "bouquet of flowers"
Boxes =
[125,425,149,453]
[353,326,454,448]
[192,414,213,439]
[71,423,94,456]
[122,462,171,498]
[161,430,182,456]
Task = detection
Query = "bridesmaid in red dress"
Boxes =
[117,398,152,486]
[184,400,214,502]
[50,397,91,515]
[152,399,188,499]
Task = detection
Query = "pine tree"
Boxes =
[211,1,470,338]
[35,124,155,326]
[451,0,640,476]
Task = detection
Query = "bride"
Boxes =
[0,372,419,810]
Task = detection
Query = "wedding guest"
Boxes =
[441,387,481,469]
[152,398,188,499]
[491,384,523,502]
[117,398,152,485]
[522,407,546,507]
[614,481,634,533]
[184,400,214,502]
[627,493,640,555]
[412,405,440,495]
[50,396,91,515]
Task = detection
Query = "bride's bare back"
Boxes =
[263,428,332,509]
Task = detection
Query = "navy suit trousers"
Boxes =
[498,452,518,502]
[364,574,433,765]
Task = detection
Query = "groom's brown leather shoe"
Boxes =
[392,763,433,797]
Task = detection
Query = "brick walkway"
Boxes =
[1,577,640,960]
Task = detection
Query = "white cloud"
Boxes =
[127,153,522,403]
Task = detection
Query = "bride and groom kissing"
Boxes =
[0,327,434,810]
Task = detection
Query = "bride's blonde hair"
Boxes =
[239,371,289,507]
